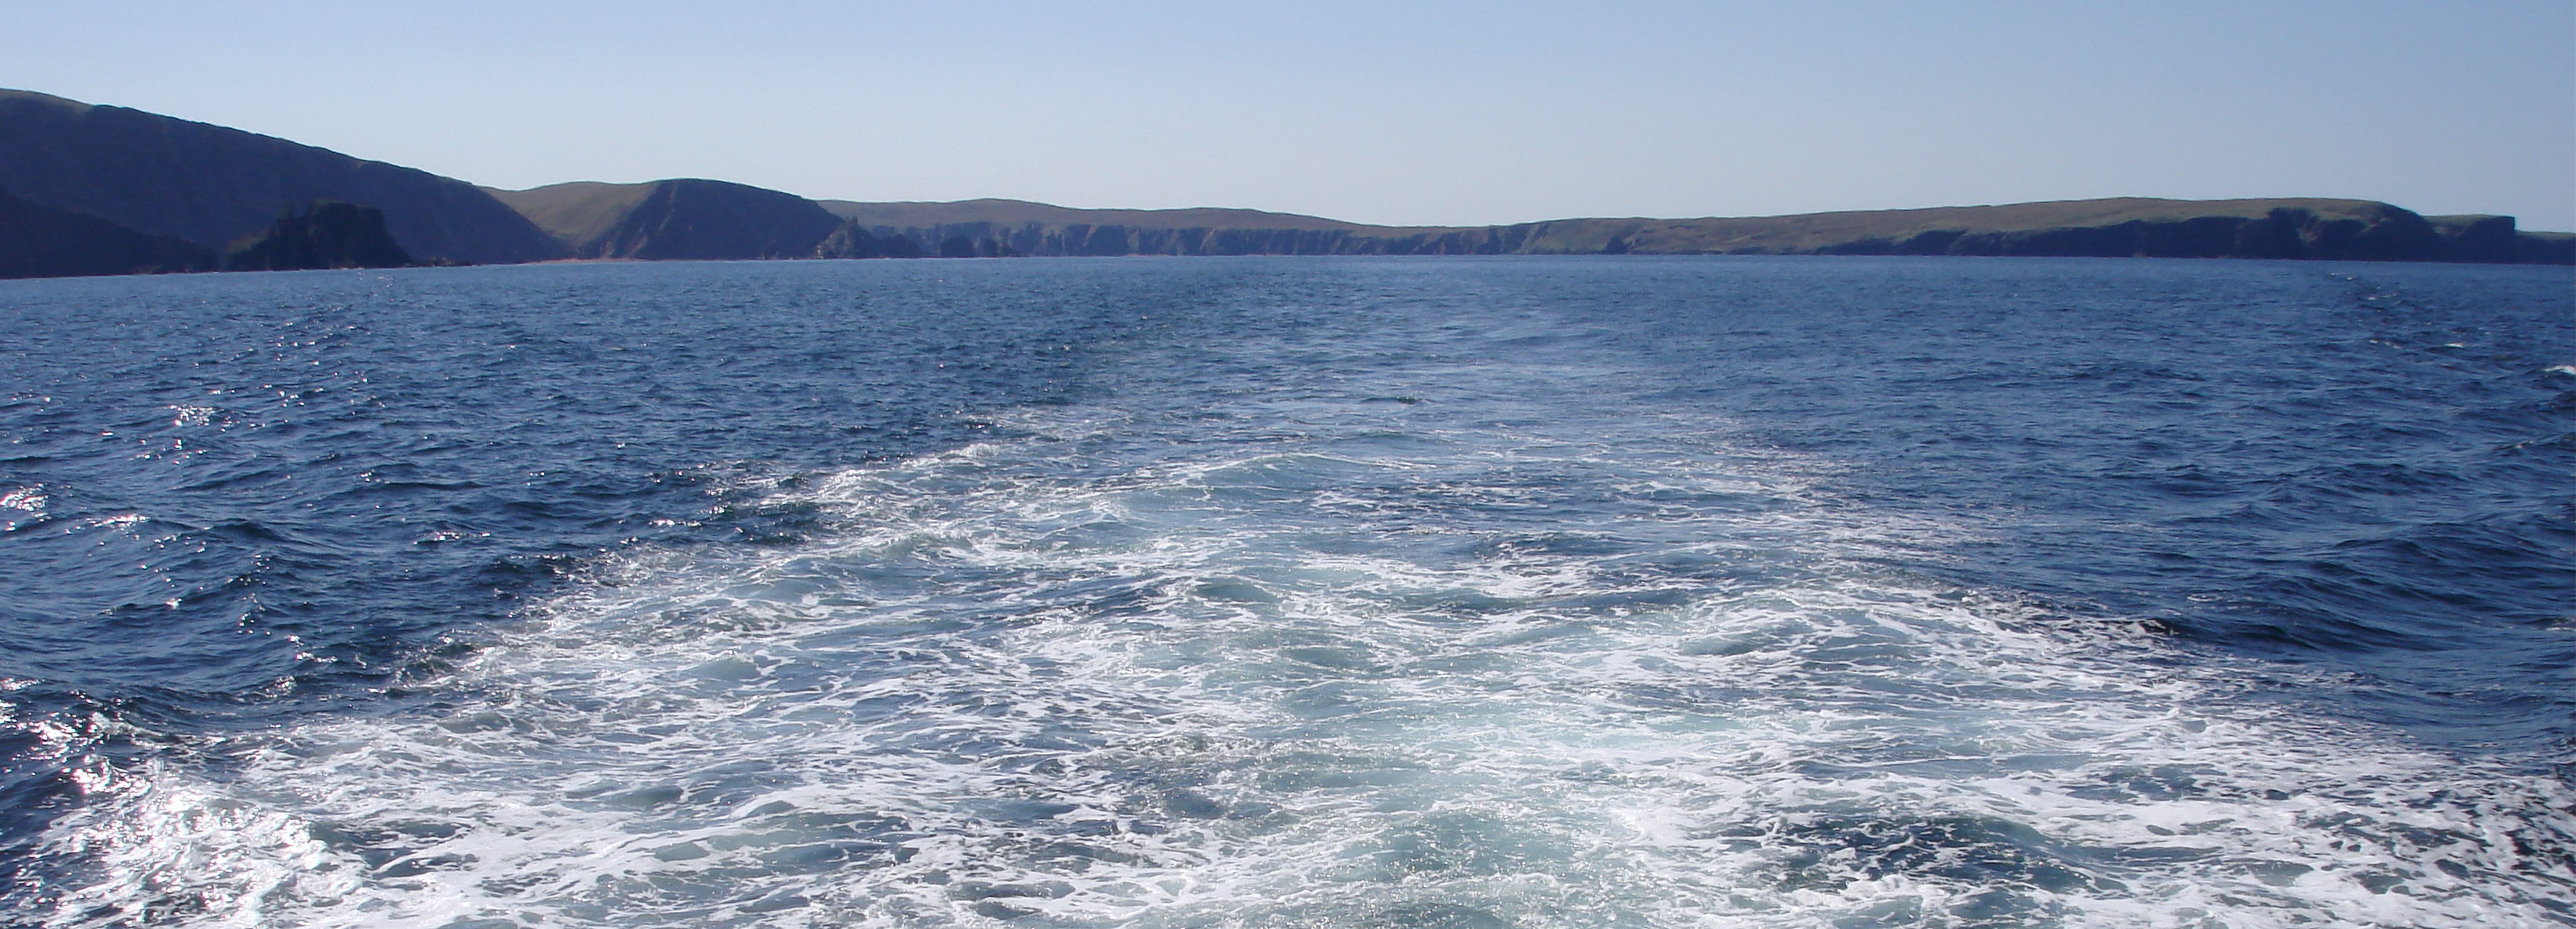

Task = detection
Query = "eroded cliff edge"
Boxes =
[2,86,2565,280]
[811,197,2572,264]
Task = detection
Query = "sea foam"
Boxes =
[32,393,2573,927]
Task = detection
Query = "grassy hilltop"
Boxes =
[811,196,2570,264]
[0,86,2566,279]
[487,180,840,260]
[0,89,562,266]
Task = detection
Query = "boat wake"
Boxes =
[29,395,2573,927]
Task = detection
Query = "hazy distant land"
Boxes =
[0,88,2565,280]
[801,195,2569,264]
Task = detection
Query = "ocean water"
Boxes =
[0,256,2566,928]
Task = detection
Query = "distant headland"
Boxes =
[1,88,2566,280]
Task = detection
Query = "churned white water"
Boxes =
[32,373,2572,929]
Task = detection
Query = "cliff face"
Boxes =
[223,201,413,271]
[1602,199,2525,261]
[814,221,927,259]
[491,179,842,260]
[2513,232,2576,264]
[0,185,214,279]
[817,220,1528,257]
[816,197,2569,264]
[814,199,1468,257]
[0,85,2559,276]
[818,198,1395,233]
[0,89,563,265]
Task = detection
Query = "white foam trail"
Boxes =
[30,399,2574,928]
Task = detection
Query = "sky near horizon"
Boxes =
[4,2,2570,229]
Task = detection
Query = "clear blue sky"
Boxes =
[6,1,2570,229]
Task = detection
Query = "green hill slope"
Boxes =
[0,86,2562,276]
[0,185,214,279]
[0,89,563,265]
[492,179,842,260]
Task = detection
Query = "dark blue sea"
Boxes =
[0,256,2567,927]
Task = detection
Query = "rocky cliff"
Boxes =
[817,196,2572,264]
[223,201,414,271]
[0,86,2563,279]
[0,89,562,265]
[1563,198,2556,262]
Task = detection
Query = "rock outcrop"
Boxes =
[0,89,563,265]
[816,196,2573,264]
[223,201,413,271]
[814,220,928,259]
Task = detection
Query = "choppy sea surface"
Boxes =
[0,256,2567,928]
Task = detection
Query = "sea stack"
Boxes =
[224,201,415,271]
